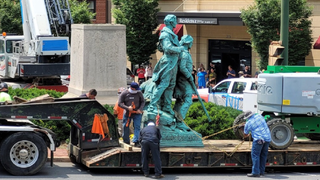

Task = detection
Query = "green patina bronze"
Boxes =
[143,14,203,147]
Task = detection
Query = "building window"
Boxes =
[86,0,96,19]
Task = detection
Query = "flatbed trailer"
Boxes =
[1,98,320,176]
[79,139,320,169]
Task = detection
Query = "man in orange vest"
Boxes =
[114,87,127,136]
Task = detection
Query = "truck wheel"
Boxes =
[267,119,294,150]
[304,133,320,140]
[0,132,47,175]
[233,112,251,140]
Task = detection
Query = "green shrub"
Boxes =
[8,87,70,140]
[184,102,242,140]
[103,104,114,114]
[34,120,71,141]
[8,87,65,100]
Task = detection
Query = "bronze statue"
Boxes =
[147,14,184,118]
[141,15,203,147]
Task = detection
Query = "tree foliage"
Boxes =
[0,0,23,34]
[69,0,96,24]
[241,0,313,69]
[184,102,242,139]
[112,0,160,65]
[0,0,94,35]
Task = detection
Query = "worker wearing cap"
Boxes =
[118,82,145,147]
[0,82,12,103]
[139,121,164,179]
[243,111,271,177]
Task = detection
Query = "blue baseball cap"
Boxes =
[130,82,141,90]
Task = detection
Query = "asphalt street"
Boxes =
[1,162,320,180]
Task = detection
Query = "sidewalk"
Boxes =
[49,95,119,162]
[62,92,119,105]
[48,146,70,162]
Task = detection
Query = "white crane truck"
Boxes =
[0,0,72,85]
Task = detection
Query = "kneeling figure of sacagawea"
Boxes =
[142,14,204,147]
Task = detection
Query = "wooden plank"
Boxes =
[119,139,320,153]
[119,141,133,151]
[84,148,121,166]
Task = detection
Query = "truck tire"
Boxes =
[0,132,48,175]
[304,133,320,140]
[267,119,294,150]
[233,112,251,140]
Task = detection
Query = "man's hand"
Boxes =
[128,106,133,112]
[137,110,143,114]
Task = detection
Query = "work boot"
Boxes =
[134,142,141,148]
[155,174,164,179]
[247,173,260,177]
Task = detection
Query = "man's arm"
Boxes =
[113,103,118,115]
[179,54,193,80]
[243,123,250,137]
[230,70,236,77]
[135,92,145,114]
[161,35,183,54]
[157,128,162,140]
[118,92,129,110]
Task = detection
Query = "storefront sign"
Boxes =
[178,18,218,24]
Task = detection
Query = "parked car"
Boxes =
[193,78,258,111]
[127,68,135,85]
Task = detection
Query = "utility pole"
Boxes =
[280,0,289,65]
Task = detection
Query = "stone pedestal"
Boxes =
[68,24,126,97]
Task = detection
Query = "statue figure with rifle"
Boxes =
[141,14,210,147]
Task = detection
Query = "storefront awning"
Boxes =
[157,11,244,26]
[157,24,183,40]
[314,36,320,49]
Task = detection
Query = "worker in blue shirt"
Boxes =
[243,111,271,177]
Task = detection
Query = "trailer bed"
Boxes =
[81,139,320,168]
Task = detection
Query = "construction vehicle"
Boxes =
[257,66,320,150]
[0,0,72,85]
[232,57,320,150]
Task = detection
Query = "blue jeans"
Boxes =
[251,140,270,175]
[122,113,142,144]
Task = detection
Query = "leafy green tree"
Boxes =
[241,0,312,69]
[69,0,96,24]
[112,0,160,65]
[0,0,23,34]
